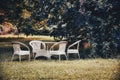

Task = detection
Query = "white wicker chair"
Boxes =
[29,40,50,59]
[50,41,68,60]
[11,41,30,62]
[67,40,81,59]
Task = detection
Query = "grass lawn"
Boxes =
[0,35,120,80]
[0,59,120,80]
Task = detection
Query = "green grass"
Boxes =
[0,35,120,80]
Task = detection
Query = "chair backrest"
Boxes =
[59,41,67,52]
[13,44,21,52]
[29,40,46,51]
[50,41,67,52]
[12,41,30,53]
[68,40,81,49]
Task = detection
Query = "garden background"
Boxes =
[0,0,120,80]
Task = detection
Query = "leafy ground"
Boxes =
[0,35,120,80]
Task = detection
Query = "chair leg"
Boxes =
[29,54,30,61]
[11,54,15,61]
[19,55,21,62]
[65,55,68,60]
[67,53,69,60]
[34,53,37,60]
[49,55,52,60]
[59,55,61,61]
[33,53,34,58]
[78,53,80,59]
[34,55,36,60]
[48,55,51,60]
[33,53,35,58]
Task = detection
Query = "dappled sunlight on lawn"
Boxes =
[0,34,54,39]
[0,34,54,43]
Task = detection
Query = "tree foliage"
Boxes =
[0,0,120,58]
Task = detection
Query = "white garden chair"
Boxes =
[29,40,50,59]
[67,40,81,59]
[50,41,68,60]
[11,41,30,62]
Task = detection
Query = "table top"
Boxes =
[44,41,58,44]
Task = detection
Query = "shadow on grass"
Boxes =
[0,53,3,79]
[115,60,120,80]
[35,56,49,60]
[0,65,3,80]
[0,37,24,42]
[35,56,67,60]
